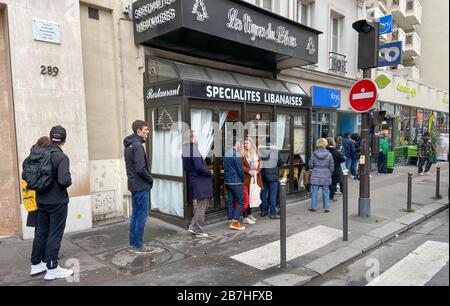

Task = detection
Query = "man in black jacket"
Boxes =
[260,139,285,219]
[123,120,155,254]
[30,125,74,280]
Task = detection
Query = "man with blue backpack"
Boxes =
[23,125,74,280]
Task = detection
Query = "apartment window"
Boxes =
[407,0,414,10]
[331,16,340,53]
[88,7,99,20]
[255,0,272,10]
[297,1,310,26]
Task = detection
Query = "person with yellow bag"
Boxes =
[22,136,51,276]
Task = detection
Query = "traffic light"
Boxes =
[352,20,380,69]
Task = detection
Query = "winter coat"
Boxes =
[327,146,346,185]
[182,143,213,200]
[260,147,285,182]
[418,139,436,158]
[242,154,263,191]
[342,137,357,159]
[35,144,72,205]
[380,138,389,155]
[308,148,334,186]
[224,148,245,184]
[123,134,153,192]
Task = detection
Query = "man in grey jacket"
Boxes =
[124,120,155,254]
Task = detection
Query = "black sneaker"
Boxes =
[260,210,268,217]
[132,245,158,254]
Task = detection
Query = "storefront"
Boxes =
[310,86,340,151]
[132,0,321,227]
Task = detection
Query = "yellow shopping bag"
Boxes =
[21,180,37,212]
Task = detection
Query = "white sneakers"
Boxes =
[243,217,256,225]
[43,266,74,281]
[30,262,47,276]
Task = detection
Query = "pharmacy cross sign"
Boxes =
[349,79,378,113]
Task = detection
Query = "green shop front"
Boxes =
[132,0,321,227]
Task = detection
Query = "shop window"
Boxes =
[233,73,268,90]
[149,107,184,217]
[206,68,238,85]
[263,79,289,92]
[177,63,210,82]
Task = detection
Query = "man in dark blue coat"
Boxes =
[182,130,213,238]
[124,120,155,254]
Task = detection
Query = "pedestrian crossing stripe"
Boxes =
[231,225,342,270]
[367,240,449,286]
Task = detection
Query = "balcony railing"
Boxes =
[329,52,347,75]
[391,28,406,49]
[405,0,422,26]
[404,32,421,57]
[391,0,407,20]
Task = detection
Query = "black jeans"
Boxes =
[418,157,432,173]
[31,203,68,269]
[377,152,388,174]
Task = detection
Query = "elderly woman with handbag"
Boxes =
[308,138,334,213]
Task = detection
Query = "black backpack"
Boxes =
[22,145,54,191]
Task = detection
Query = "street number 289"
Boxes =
[41,65,59,76]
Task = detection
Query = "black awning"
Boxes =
[143,59,312,108]
[132,0,322,72]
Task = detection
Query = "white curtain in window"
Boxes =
[277,114,287,149]
[151,179,183,217]
[151,109,183,217]
[191,110,228,158]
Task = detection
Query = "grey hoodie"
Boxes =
[308,148,334,186]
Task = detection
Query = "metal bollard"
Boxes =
[436,167,441,198]
[279,179,287,269]
[407,173,413,212]
[343,172,349,241]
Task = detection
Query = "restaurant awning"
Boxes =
[132,0,322,72]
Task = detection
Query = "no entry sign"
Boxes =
[349,79,378,113]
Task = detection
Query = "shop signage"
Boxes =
[374,74,391,89]
[145,80,311,108]
[378,41,403,67]
[396,83,416,99]
[349,79,378,113]
[379,15,393,35]
[132,0,321,70]
[442,97,449,105]
[33,19,61,44]
[311,86,341,108]
[145,82,183,102]
[226,8,298,48]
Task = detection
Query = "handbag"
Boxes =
[303,170,311,192]
[21,180,37,212]
[249,174,262,208]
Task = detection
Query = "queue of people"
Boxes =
[21,120,438,281]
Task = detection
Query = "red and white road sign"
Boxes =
[349,79,378,113]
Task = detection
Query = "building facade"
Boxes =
[0,0,448,237]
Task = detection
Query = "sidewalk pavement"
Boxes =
[0,163,448,286]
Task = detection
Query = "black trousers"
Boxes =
[377,152,388,174]
[418,157,432,173]
[31,203,68,269]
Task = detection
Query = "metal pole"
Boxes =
[279,180,287,269]
[343,172,349,241]
[407,173,412,212]
[436,167,441,198]
[358,68,372,218]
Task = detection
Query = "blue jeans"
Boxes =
[345,158,352,172]
[130,191,149,248]
[311,185,330,210]
[226,184,244,222]
[351,158,359,176]
[261,181,278,215]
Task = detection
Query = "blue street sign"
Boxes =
[379,15,393,35]
[378,41,403,67]
[312,86,341,108]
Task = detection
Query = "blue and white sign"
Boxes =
[33,19,61,44]
[312,86,341,108]
[379,15,393,35]
[378,41,403,67]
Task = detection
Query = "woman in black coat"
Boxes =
[182,131,213,237]
[326,137,346,202]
